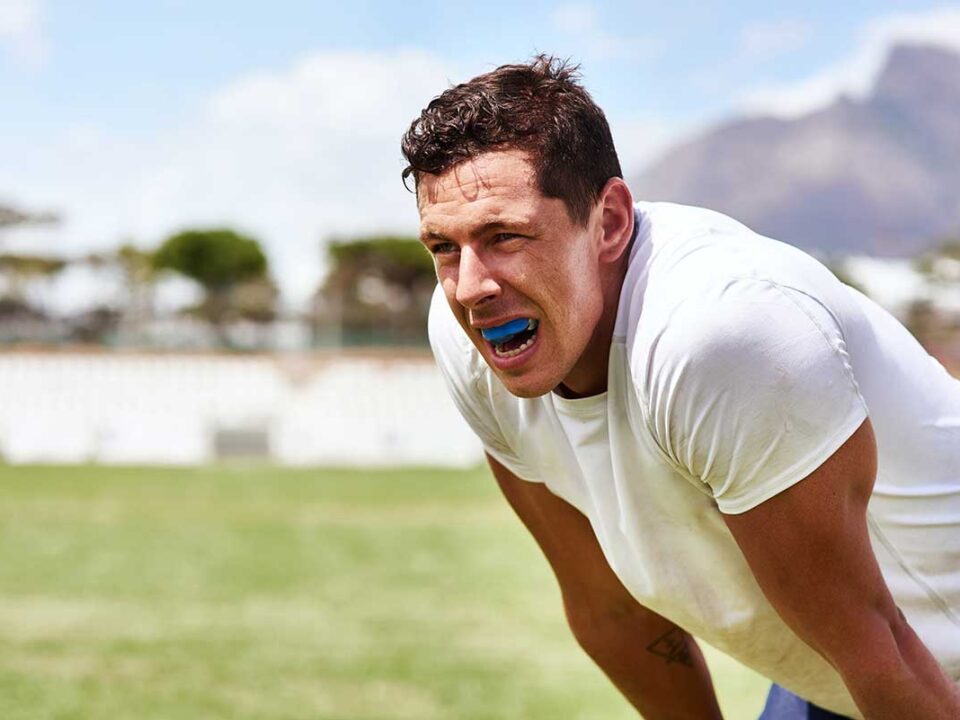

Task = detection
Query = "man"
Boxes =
[401,56,960,719]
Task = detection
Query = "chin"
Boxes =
[495,371,558,399]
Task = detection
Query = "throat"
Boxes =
[553,379,607,399]
[554,318,617,398]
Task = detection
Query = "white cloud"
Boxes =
[551,3,599,33]
[738,19,813,60]
[608,114,688,176]
[549,1,662,62]
[0,0,48,68]
[0,49,454,306]
[740,6,960,118]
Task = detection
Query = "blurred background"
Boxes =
[1,1,959,718]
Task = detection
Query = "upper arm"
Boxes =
[644,278,868,513]
[721,417,898,669]
[485,453,667,636]
[488,455,726,718]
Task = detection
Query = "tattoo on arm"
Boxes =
[646,627,693,667]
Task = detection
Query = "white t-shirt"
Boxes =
[429,201,960,718]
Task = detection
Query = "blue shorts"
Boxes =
[758,684,853,719]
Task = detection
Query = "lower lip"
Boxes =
[486,331,540,370]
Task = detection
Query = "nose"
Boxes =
[455,245,500,308]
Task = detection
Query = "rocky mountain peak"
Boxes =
[632,43,960,257]
[872,43,960,109]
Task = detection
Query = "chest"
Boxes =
[510,358,772,639]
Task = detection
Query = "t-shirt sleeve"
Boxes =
[427,286,539,482]
[642,278,869,514]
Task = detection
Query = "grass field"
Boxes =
[0,464,768,719]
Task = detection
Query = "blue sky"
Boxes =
[2,1,960,306]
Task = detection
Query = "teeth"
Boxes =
[493,327,538,358]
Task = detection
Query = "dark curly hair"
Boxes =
[401,55,622,226]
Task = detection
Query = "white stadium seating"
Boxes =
[0,352,484,467]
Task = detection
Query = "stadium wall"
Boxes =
[0,350,484,467]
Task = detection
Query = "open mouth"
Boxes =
[481,319,539,359]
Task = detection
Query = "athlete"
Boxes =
[401,56,960,719]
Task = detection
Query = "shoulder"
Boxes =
[627,203,858,384]
[639,274,861,411]
[656,278,842,367]
[635,276,868,513]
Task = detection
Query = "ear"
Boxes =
[594,178,634,263]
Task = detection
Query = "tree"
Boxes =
[84,243,159,344]
[153,228,274,343]
[0,203,59,231]
[0,202,63,306]
[915,236,960,278]
[910,235,960,350]
[316,235,436,345]
[0,253,67,302]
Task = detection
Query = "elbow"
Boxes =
[886,606,928,673]
[890,607,913,649]
[563,602,602,651]
[563,597,638,654]
[827,606,926,688]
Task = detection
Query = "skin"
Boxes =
[723,418,960,719]
[417,150,960,718]
[417,149,634,398]
[488,453,724,719]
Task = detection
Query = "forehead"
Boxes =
[417,150,543,229]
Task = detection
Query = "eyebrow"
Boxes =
[420,229,450,244]
[420,218,534,244]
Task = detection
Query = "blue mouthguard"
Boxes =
[480,318,531,343]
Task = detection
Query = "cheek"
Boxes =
[551,266,603,332]
[546,250,599,300]
[441,276,457,299]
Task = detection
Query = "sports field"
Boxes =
[0,463,768,719]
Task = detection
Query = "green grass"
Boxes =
[0,464,768,719]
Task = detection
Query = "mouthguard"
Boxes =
[480,318,533,343]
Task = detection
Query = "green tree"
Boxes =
[153,228,273,343]
[0,202,63,308]
[0,204,63,341]
[85,243,159,344]
[317,235,436,346]
[911,235,960,350]
[915,236,960,277]
[0,253,67,303]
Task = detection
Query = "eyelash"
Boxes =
[430,243,457,256]
[429,234,523,256]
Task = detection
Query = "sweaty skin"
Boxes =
[418,149,634,398]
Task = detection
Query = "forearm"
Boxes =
[831,613,960,720]
[569,605,723,720]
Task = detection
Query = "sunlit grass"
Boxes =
[0,464,767,719]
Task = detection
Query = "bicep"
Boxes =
[721,418,898,665]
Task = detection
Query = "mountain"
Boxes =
[631,44,960,256]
